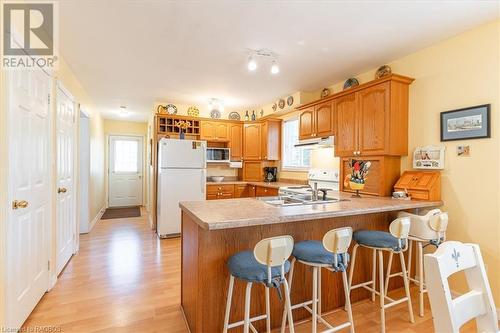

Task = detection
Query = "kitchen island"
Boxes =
[179,193,441,332]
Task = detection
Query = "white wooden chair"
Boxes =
[281,227,355,333]
[348,217,414,333]
[395,209,449,316]
[223,235,295,333]
[424,241,499,333]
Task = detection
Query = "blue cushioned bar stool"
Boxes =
[223,236,295,333]
[348,217,414,333]
[281,227,355,333]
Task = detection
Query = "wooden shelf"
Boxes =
[156,114,201,136]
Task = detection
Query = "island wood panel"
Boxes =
[181,211,411,333]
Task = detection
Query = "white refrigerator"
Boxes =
[157,139,206,238]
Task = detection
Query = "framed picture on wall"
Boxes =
[440,104,490,141]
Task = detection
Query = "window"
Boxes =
[113,140,139,173]
[282,118,311,170]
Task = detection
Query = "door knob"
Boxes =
[57,187,67,193]
[12,200,29,210]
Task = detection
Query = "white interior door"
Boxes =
[109,135,143,207]
[6,69,51,329]
[56,85,76,275]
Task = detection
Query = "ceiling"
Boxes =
[59,1,499,122]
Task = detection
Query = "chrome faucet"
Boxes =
[310,182,319,201]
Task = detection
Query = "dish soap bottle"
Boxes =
[244,110,249,121]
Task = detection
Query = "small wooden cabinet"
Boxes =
[206,184,235,200]
[243,123,262,160]
[299,101,334,140]
[200,121,229,141]
[394,171,441,201]
[228,123,243,161]
[340,156,401,197]
[243,120,281,161]
[242,161,263,181]
[261,120,281,161]
[255,186,279,197]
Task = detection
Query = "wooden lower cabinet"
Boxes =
[206,184,234,200]
[255,186,279,197]
[340,156,401,196]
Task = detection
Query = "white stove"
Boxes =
[279,168,340,197]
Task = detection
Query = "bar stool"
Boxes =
[348,217,414,333]
[281,227,355,333]
[223,235,295,333]
[392,209,448,317]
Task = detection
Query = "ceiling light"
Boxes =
[247,55,257,71]
[119,106,129,117]
[270,60,279,75]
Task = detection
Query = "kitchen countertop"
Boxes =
[205,181,304,189]
[179,191,443,230]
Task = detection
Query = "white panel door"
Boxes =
[56,85,76,275]
[6,69,51,330]
[109,135,143,207]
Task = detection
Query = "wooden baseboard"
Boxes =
[89,206,106,232]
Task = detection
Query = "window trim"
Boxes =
[281,117,310,171]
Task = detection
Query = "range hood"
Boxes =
[295,136,334,148]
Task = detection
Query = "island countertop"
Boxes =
[179,191,442,230]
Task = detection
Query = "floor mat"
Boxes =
[101,206,141,219]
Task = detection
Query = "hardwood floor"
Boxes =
[22,211,477,333]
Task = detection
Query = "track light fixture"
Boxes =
[246,49,279,75]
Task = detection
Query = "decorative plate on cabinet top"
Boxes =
[287,96,294,106]
[187,106,199,117]
[375,65,392,79]
[272,103,277,111]
[321,88,330,98]
[165,104,177,114]
[278,99,285,109]
[343,78,359,90]
[210,109,221,119]
[228,111,241,120]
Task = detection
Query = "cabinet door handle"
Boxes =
[353,151,357,155]
[12,200,29,210]
[357,151,361,155]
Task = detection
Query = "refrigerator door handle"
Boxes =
[201,169,206,194]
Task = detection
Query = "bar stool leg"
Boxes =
[341,270,355,333]
[407,239,413,284]
[283,279,295,333]
[372,249,377,302]
[318,268,322,318]
[348,244,359,290]
[244,282,253,333]
[312,267,318,333]
[399,252,415,323]
[384,252,393,295]
[378,250,386,333]
[281,258,296,333]
[417,241,424,317]
[223,275,235,333]
[265,286,271,333]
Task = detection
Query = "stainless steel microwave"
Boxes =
[206,147,230,163]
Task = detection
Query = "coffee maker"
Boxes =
[263,167,278,182]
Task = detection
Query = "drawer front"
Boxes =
[255,186,279,197]
[407,189,429,201]
[207,184,234,195]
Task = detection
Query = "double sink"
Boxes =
[258,194,349,206]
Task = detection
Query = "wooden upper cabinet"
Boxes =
[332,77,411,157]
[243,123,262,160]
[200,121,228,141]
[315,102,334,137]
[228,123,243,161]
[357,82,389,155]
[299,108,315,140]
[334,93,358,156]
[261,120,281,160]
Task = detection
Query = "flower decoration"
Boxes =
[175,120,191,130]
